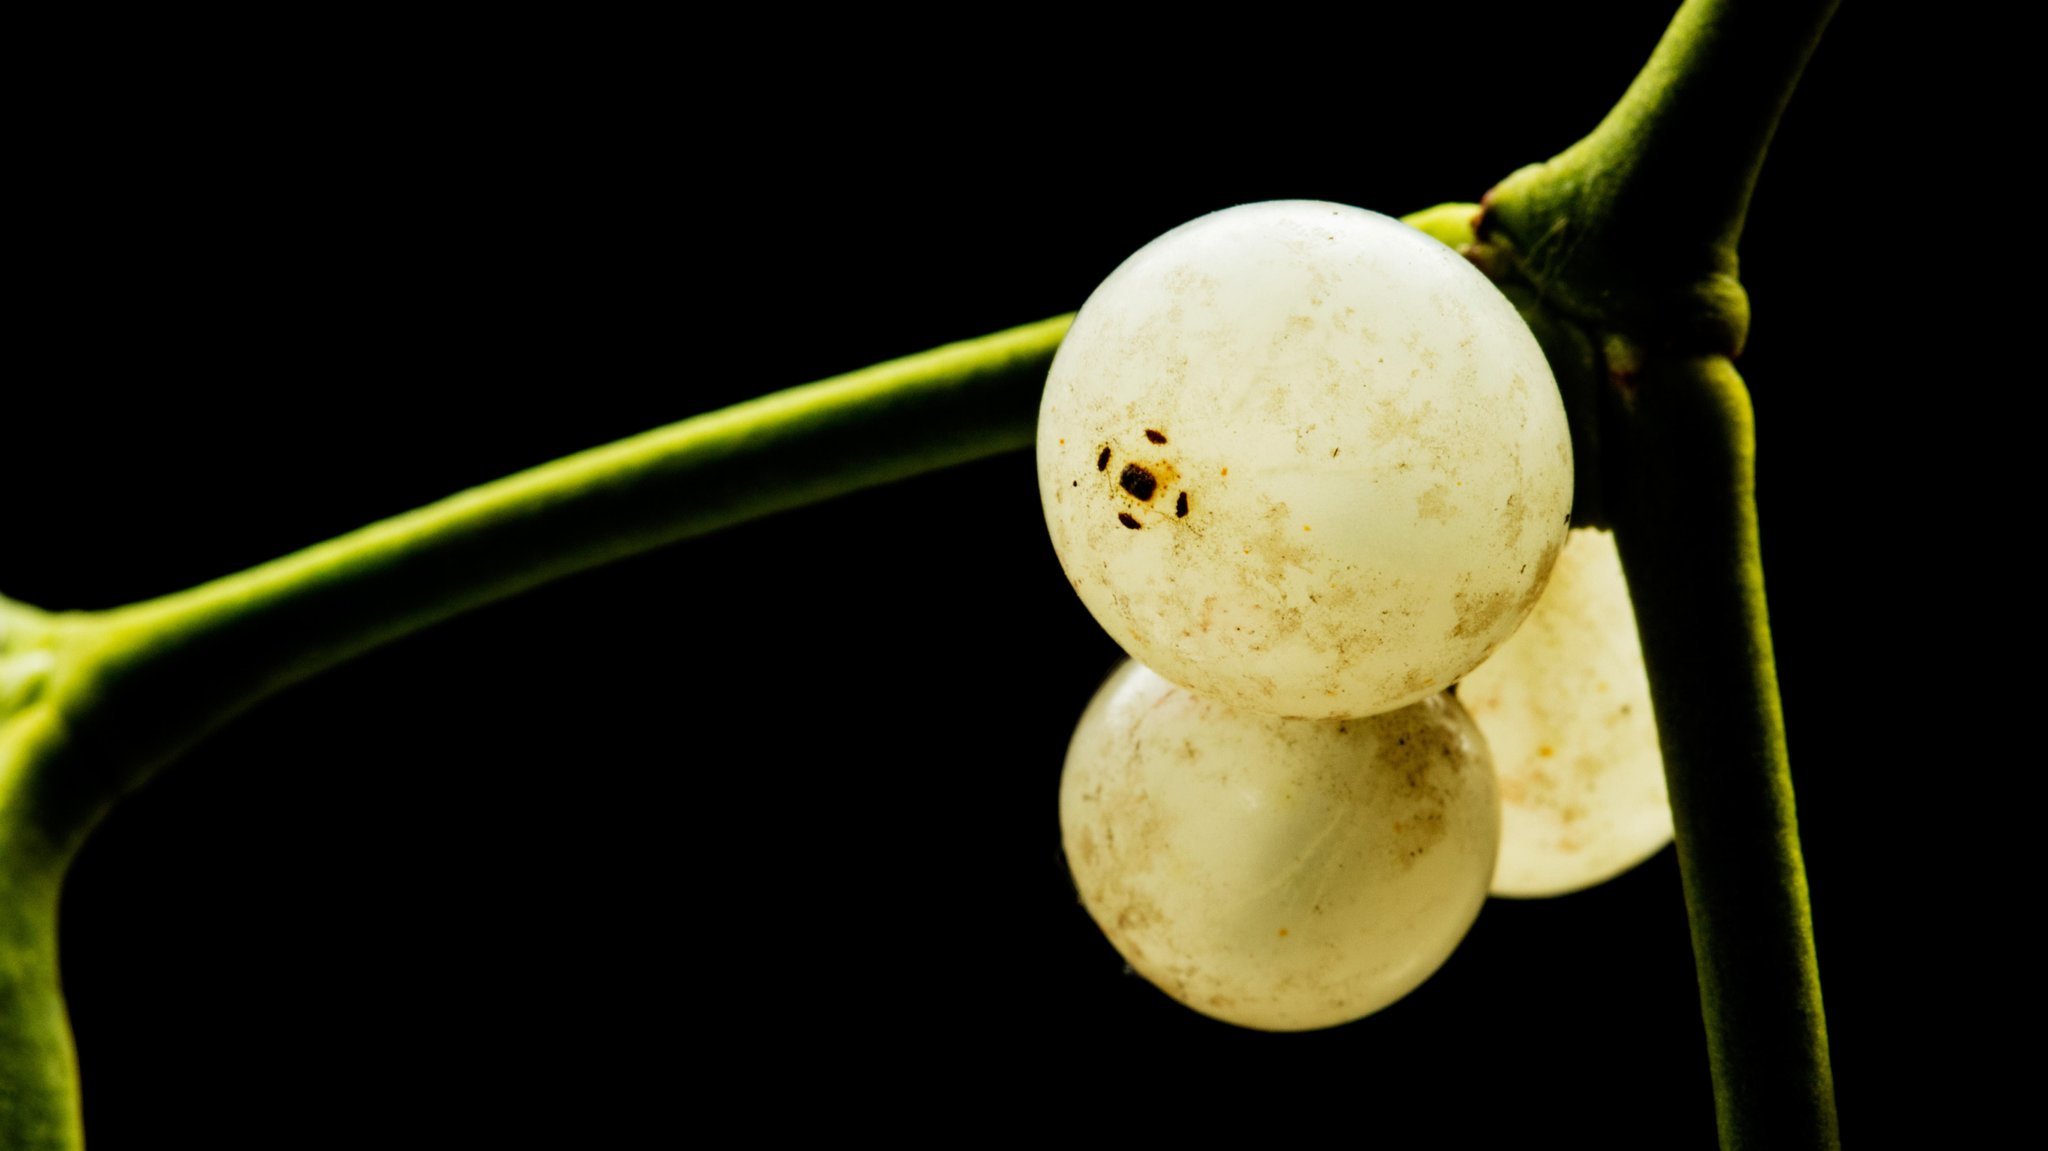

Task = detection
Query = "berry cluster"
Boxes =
[1039,202,1669,1030]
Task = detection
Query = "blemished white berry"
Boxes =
[1458,527,1673,897]
[1059,659,1500,1031]
[1037,201,1573,719]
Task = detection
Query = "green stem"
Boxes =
[0,828,75,1151]
[1610,355,1837,1150]
[1482,0,1839,352]
[1,601,92,1149]
[52,315,1068,821]
[1481,3,1842,1146]
[0,314,1068,1149]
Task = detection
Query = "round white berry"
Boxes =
[1038,201,1573,718]
[1060,660,1500,1030]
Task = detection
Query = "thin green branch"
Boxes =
[1610,354,1836,1150]
[0,817,75,1151]
[1,599,93,1148]
[0,316,1068,1151]
[50,315,1073,824]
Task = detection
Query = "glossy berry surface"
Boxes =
[1038,201,1573,719]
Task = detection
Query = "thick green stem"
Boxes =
[1610,355,1836,1151]
[1482,5,1842,1142]
[1482,0,1839,352]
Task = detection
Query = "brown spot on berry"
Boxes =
[1144,429,1168,444]
[1118,513,1142,530]
[1119,464,1158,502]
[1175,491,1189,518]
[1097,447,1112,471]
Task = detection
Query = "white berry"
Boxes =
[1037,201,1574,719]
[1459,527,1673,897]
[1060,659,1500,1031]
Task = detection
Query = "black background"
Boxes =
[7,5,1979,1146]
